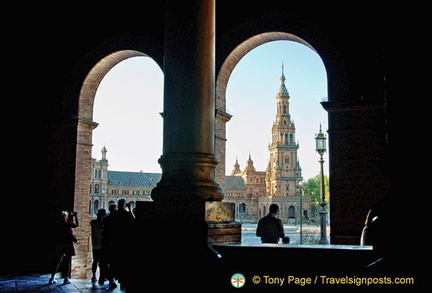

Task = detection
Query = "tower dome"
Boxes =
[244,153,256,173]
[231,158,242,175]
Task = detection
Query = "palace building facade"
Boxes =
[89,146,158,216]
[90,67,310,223]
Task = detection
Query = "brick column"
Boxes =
[215,109,232,189]
[71,118,98,279]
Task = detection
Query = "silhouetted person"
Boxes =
[108,203,117,214]
[90,208,107,284]
[101,206,116,289]
[256,204,285,244]
[49,211,79,285]
[103,199,134,289]
[360,209,377,246]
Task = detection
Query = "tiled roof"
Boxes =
[107,171,246,190]
[225,176,246,190]
[107,171,162,187]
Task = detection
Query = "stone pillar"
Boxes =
[130,2,240,288]
[151,0,224,202]
[321,101,389,245]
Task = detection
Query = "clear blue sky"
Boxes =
[92,40,329,181]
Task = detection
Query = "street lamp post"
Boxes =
[315,124,329,245]
[298,180,304,244]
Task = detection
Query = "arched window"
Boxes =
[288,206,295,218]
[93,199,99,216]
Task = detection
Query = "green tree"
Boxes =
[303,175,329,217]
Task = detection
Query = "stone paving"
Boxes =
[0,274,124,293]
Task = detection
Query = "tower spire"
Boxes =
[244,153,256,173]
[231,157,242,175]
[101,145,107,160]
[277,62,289,97]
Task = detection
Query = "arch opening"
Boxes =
[72,49,162,278]
[216,32,317,110]
[217,32,328,229]
[78,50,149,121]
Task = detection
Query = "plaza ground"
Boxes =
[0,223,332,292]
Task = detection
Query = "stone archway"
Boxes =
[216,32,316,109]
[78,50,148,121]
[72,50,157,278]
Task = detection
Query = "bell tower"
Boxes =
[266,64,303,197]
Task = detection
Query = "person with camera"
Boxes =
[49,210,79,285]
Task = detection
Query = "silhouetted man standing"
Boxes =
[103,199,134,289]
[256,204,285,244]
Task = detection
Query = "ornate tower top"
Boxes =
[244,153,256,173]
[270,64,296,148]
[101,145,107,160]
[277,63,289,98]
[231,157,242,175]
